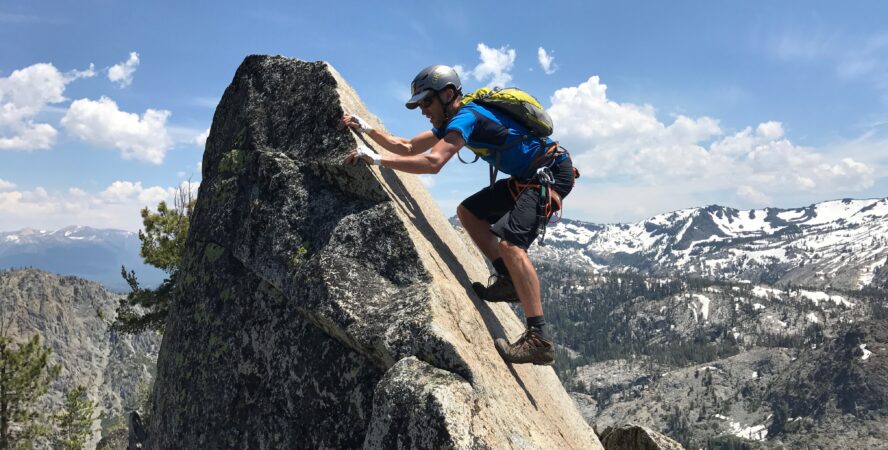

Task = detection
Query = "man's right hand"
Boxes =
[339,112,373,133]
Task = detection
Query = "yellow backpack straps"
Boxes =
[465,87,554,138]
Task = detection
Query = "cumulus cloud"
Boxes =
[547,75,878,217]
[0,62,94,151]
[459,43,516,88]
[194,127,210,148]
[537,47,557,75]
[108,52,140,87]
[417,174,435,188]
[0,179,16,191]
[61,96,173,164]
[0,180,199,231]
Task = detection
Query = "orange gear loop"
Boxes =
[507,178,564,225]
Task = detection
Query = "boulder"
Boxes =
[600,424,684,450]
[147,55,601,449]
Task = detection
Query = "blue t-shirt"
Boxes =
[432,102,556,178]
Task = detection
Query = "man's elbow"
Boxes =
[426,156,446,174]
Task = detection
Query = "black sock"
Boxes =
[492,258,510,278]
[526,316,546,333]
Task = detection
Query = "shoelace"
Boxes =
[486,273,510,288]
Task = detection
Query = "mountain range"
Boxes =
[0,226,166,291]
[7,197,886,294]
[536,197,888,290]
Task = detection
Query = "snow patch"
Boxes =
[687,294,712,322]
[753,303,766,311]
[4,235,19,242]
[752,286,781,299]
[806,312,820,323]
[799,290,853,307]
[861,344,872,361]
[729,422,768,441]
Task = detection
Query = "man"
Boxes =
[342,65,575,365]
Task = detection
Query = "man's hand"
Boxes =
[339,112,373,133]
[343,145,382,166]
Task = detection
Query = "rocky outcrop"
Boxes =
[0,269,159,448]
[147,55,600,449]
[765,319,888,448]
[599,424,684,450]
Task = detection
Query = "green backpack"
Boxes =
[461,87,554,139]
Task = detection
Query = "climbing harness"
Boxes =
[503,143,579,246]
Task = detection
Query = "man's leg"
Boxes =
[456,204,500,263]
[498,240,542,317]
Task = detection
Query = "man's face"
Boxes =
[419,89,450,129]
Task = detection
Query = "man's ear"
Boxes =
[444,87,456,103]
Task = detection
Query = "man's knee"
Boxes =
[457,204,477,225]
[498,239,525,257]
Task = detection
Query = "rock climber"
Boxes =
[341,65,576,365]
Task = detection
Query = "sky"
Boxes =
[1,1,887,232]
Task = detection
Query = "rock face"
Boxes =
[599,424,684,450]
[765,319,888,448]
[0,269,159,447]
[147,55,600,449]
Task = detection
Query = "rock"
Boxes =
[147,55,600,449]
[600,424,684,450]
[765,319,888,447]
[0,269,159,449]
[97,427,128,450]
[128,411,147,449]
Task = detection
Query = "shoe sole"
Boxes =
[473,282,520,303]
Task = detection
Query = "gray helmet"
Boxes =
[405,65,462,109]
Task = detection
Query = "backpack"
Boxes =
[461,87,554,139]
[458,87,555,185]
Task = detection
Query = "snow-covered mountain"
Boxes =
[0,226,165,291]
[536,197,888,290]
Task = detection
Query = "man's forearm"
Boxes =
[380,153,442,174]
[365,129,413,156]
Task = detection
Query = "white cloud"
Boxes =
[61,96,173,164]
[766,30,888,98]
[108,52,140,87]
[736,186,772,205]
[194,127,210,148]
[547,75,879,218]
[0,179,16,191]
[0,62,94,151]
[537,47,557,75]
[461,43,516,88]
[0,180,199,231]
[417,174,435,188]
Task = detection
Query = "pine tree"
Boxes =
[54,385,97,450]
[0,327,61,449]
[112,182,196,334]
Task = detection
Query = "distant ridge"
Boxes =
[535,196,888,289]
[0,225,166,291]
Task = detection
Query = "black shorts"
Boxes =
[460,156,575,250]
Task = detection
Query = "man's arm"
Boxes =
[367,129,439,156]
[345,131,465,174]
[340,113,438,155]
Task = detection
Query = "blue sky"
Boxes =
[1,1,887,231]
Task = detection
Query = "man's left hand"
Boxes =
[343,145,382,166]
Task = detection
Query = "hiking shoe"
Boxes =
[495,327,555,365]
[472,274,519,303]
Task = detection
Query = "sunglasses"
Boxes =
[419,92,437,108]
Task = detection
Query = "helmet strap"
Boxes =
[439,88,456,122]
